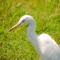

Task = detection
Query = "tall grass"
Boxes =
[0,0,60,60]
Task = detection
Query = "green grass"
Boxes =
[0,0,60,60]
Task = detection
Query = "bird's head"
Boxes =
[9,15,34,31]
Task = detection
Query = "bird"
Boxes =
[9,15,60,60]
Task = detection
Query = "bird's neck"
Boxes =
[27,21,40,53]
[27,20,37,40]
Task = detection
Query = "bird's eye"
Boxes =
[22,20,25,23]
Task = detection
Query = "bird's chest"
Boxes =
[39,40,53,54]
[39,40,60,60]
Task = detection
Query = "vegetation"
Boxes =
[0,0,60,60]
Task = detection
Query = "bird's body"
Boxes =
[38,34,60,60]
[9,15,60,60]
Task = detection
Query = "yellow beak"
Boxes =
[9,22,21,31]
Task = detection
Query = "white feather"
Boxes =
[10,15,60,60]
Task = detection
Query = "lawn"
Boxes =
[0,0,60,60]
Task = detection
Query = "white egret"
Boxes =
[9,15,60,60]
